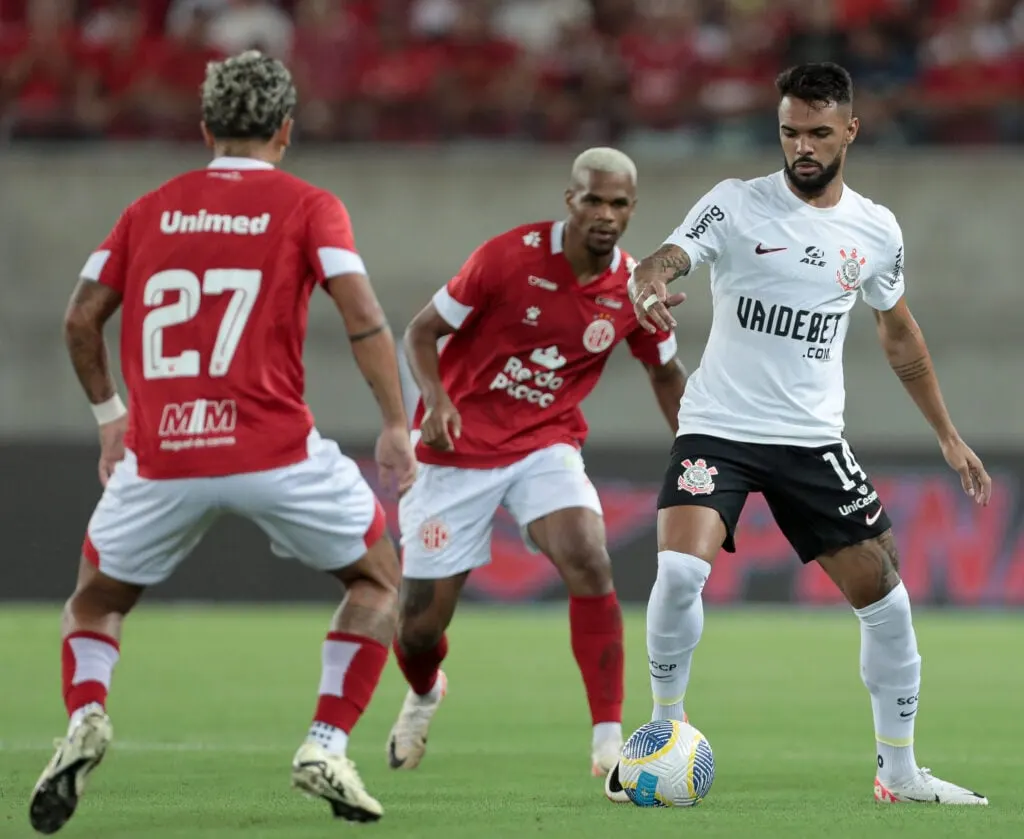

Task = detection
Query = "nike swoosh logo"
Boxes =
[755,243,787,254]
[866,507,883,525]
[899,710,916,718]
[650,672,673,680]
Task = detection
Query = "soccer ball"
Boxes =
[617,719,715,807]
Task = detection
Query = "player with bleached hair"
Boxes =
[28,51,414,832]
[387,147,688,779]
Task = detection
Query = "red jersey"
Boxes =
[80,157,366,480]
[412,221,678,469]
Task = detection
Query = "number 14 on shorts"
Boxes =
[823,440,866,491]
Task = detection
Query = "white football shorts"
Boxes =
[399,442,603,580]
[83,429,386,586]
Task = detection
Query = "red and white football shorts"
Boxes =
[398,442,602,579]
[84,430,386,586]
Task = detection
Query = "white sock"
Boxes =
[307,721,349,756]
[592,721,623,748]
[854,582,921,784]
[646,551,711,722]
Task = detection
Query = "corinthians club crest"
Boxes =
[836,247,867,292]
[677,458,718,496]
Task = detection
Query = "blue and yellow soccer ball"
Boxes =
[618,720,715,807]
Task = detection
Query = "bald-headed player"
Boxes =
[388,148,687,778]
[608,62,991,805]
[29,51,415,831]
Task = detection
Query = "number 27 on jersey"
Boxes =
[142,268,261,380]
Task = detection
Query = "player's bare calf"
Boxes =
[386,574,464,769]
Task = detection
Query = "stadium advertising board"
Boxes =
[1,445,1021,607]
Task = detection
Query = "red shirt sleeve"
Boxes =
[626,323,679,367]
[79,202,135,293]
[306,190,366,286]
[432,239,502,329]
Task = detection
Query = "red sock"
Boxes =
[393,633,448,696]
[569,592,624,725]
[61,631,120,717]
[312,632,388,733]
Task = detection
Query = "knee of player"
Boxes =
[550,537,613,590]
[66,574,138,619]
[656,551,711,606]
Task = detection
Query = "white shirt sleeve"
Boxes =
[663,178,744,272]
[860,211,906,312]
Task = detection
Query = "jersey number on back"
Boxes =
[142,269,261,379]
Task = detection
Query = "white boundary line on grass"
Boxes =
[0,741,292,754]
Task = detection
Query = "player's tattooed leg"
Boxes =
[816,528,902,609]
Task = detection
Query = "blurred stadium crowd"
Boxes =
[1,0,1022,147]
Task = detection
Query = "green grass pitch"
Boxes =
[1,605,1021,838]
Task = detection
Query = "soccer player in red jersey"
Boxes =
[28,52,415,832]
[387,148,688,778]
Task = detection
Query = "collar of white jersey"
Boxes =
[550,220,622,273]
[775,169,849,212]
[207,157,275,171]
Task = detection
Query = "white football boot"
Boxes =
[874,767,988,805]
[603,761,632,804]
[291,741,383,822]
[591,732,623,778]
[386,670,447,770]
[29,708,113,834]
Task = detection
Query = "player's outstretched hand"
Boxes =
[420,394,461,452]
[628,274,686,334]
[940,435,992,506]
[376,424,417,496]
[97,414,127,487]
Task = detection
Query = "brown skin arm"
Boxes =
[643,357,687,433]
[64,279,123,404]
[874,298,954,439]
[404,303,457,410]
[326,272,407,428]
[874,297,991,504]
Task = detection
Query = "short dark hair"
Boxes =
[775,62,853,108]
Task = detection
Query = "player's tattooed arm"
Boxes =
[873,299,956,440]
[629,245,691,333]
[875,298,992,504]
[649,244,692,282]
[63,279,122,404]
[326,272,408,428]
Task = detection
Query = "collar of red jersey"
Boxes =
[549,220,621,273]
[207,157,275,171]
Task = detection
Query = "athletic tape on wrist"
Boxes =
[91,394,127,425]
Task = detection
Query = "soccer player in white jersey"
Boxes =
[605,62,992,805]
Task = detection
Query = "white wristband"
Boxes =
[91,394,127,425]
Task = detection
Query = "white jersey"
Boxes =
[667,170,905,446]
